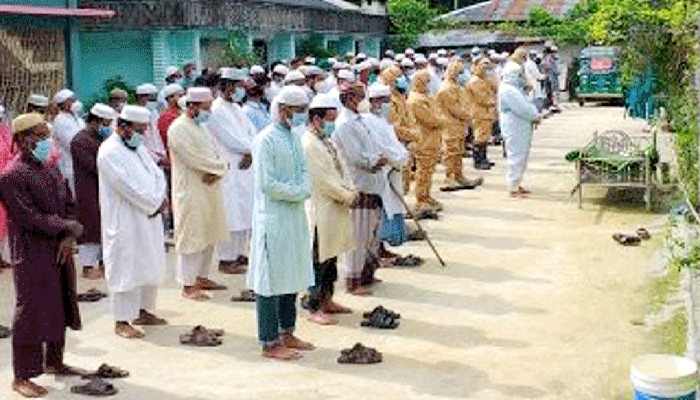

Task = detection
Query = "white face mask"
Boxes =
[71,100,83,115]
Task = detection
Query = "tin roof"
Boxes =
[442,0,581,22]
[0,4,114,18]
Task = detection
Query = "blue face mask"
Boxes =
[457,72,469,86]
[234,87,246,102]
[396,76,410,93]
[194,110,211,125]
[322,121,335,138]
[380,102,391,118]
[97,126,112,140]
[32,138,52,164]
[125,131,143,149]
[291,112,308,127]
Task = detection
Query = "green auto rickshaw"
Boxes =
[574,46,623,106]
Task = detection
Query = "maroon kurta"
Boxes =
[0,153,81,346]
[70,129,102,244]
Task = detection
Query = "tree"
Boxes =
[387,0,442,48]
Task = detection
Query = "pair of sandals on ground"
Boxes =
[361,306,401,329]
[613,228,652,246]
[12,363,128,398]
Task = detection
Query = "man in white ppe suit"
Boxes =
[97,105,168,339]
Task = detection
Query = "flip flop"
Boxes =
[338,343,383,364]
[637,228,651,240]
[231,290,256,303]
[363,306,401,320]
[77,289,107,303]
[361,312,400,329]
[70,378,118,397]
[0,325,11,339]
[82,364,129,380]
[612,233,641,246]
[179,329,223,347]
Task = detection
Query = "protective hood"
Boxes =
[411,70,430,94]
[381,66,402,87]
[445,60,464,81]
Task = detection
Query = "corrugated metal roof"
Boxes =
[261,0,342,11]
[0,4,114,18]
[442,0,581,22]
[418,29,544,48]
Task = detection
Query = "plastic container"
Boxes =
[631,354,698,400]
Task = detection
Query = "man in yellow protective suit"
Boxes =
[436,60,483,191]
[380,66,419,194]
[407,70,447,213]
[465,58,498,170]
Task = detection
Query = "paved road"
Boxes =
[0,106,664,399]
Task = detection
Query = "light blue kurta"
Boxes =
[246,122,314,296]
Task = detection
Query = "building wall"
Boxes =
[77,31,153,102]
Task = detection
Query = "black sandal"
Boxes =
[637,228,651,240]
[392,255,423,267]
[363,306,401,320]
[77,288,108,303]
[70,378,118,397]
[612,233,641,246]
[338,343,382,364]
[82,364,129,380]
[361,312,399,329]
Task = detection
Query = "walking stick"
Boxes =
[387,170,446,267]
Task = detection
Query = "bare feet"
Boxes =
[81,268,104,280]
[262,344,302,361]
[280,333,316,351]
[195,277,227,291]
[348,286,373,296]
[307,311,338,326]
[115,322,145,339]
[132,310,167,326]
[12,379,47,398]
[182,286,211,301]
[45,364,88,376]
[322,301,352,314]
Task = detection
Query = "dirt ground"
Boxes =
[0,105,665,399]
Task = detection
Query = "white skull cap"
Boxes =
[284,70,306,83]
[278,86,309,106]
[309,93,338,110]
[368,83,391,98]
[250,65,265,74]
[273,64,289,75]
[53,89,75,104]
[163,84,184,98]
[136,84,158,95]
[90,103,118,119]
[119,105,151,124]
[28,94,49,107]
[186,87,214,103]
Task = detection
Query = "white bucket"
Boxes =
[631,354,698,400]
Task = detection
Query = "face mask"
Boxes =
[457,73,469,86]
[125,131,143,149]
[358,99,370,113]
[98,126,112,140]
[396,76,410,93]
[290,112,308,127]
[322,121,335,138]
[71,101,83,115]
[233,87,246,102]
[32,138,52,164]
[146,101,158,112]
[380,102,391,118]
[194,110,211,125]
[313,81,325,93]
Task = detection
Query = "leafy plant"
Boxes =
[387,0,443,48]
[218,31,262,68]
[298,39,334,60]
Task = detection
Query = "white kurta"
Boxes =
[143,108,167,164]
[97,134,167,293]
[362,113,409,216]
[52,111,82,190]
[499,82,539,191]
[207,98,257,232]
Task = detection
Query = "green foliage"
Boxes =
[298,39,334,60]
[219,31,261,68]
[387,0,442,48]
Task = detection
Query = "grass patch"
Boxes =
[652,309,688,355]
[649,264,681,314]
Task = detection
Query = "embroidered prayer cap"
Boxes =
[27,94,49,107]
[273,64,289,75]
[309,93,338,110]
[90,103,118,120]
[185,87,214,103]
[277,86,310,107]
[284,70,306,84]
[163,84,184,99]
[337,69,355,82]
[119,105,151,124]
[136,84,158,95]
[165,66,181,78]
[53,89,75,104]
[368,83,391,99]
[400,59,414,68]
[12,113,45,135]
[250,65,265,75]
